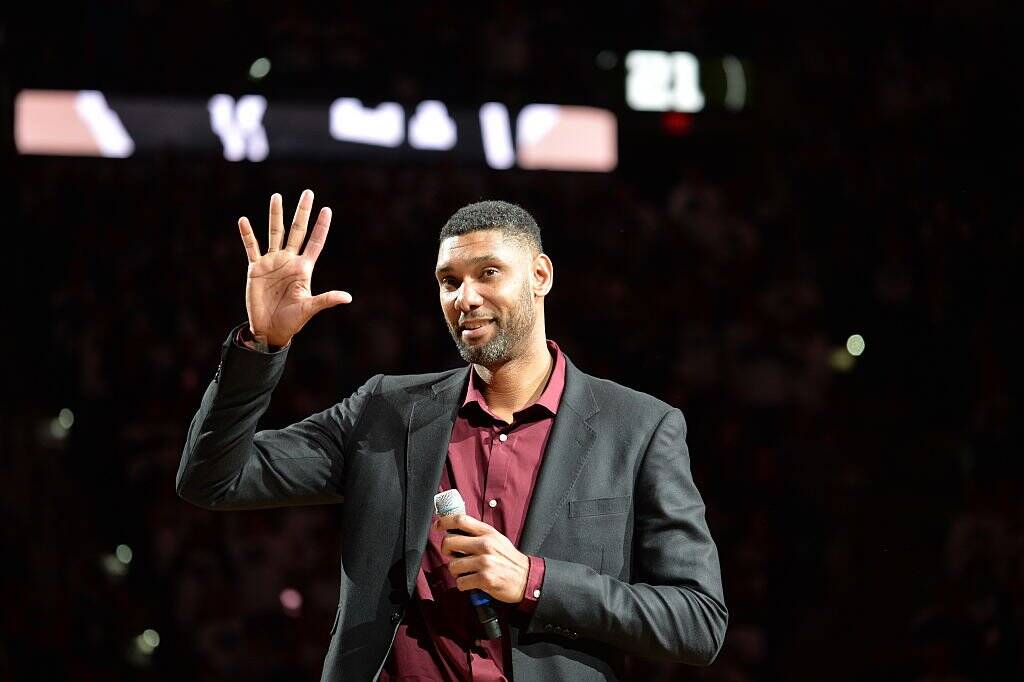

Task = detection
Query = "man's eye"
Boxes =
[482,268,499,277]
[440,277,458,289]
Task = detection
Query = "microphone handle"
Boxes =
[469,589,502,639]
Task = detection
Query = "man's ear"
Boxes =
[532,253,554,297]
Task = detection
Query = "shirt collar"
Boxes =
[461,340,566,420]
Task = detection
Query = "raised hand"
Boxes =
[237,190,351,348]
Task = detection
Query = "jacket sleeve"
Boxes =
[176,324,381,510]
[526,408,728,665]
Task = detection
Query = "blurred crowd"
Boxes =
[3,2,1019,681]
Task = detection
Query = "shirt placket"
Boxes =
[481,423,512,530]
[467,420,513,681]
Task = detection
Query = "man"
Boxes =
[177,190,727,680]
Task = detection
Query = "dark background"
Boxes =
[2,3,1019,680]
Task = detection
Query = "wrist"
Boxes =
[253,334,291,352]
[514,555,545,614]
[242,326,291,352]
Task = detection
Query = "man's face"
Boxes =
[435,230,538,366]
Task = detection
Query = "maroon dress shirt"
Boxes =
[380,341,566,681]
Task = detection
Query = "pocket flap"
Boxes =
[569,496,631,518]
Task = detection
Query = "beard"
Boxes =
[447,280,536,366]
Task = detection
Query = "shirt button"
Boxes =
[488,499,498,508]
[533,589,541,598]
[498,433,508,442]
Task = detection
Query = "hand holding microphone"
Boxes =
[432,489,532,640]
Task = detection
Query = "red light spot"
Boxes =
[661,112,693,136]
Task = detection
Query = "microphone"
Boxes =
[433,489,502,640]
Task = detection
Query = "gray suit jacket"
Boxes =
[177,327,727,680]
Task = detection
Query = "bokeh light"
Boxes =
[249,57,271,80]
[829,347,855,372]
[280,588,303,616]
[58,408,74,429]
[595,50,618,70]
[101,554,129,577]
[846,334,866,356]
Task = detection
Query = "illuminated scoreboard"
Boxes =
[625,51,747,113]
[14,51,750,172]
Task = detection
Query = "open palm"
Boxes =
[238,190,351,348]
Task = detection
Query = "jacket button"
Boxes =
[391,610,402,624]
[544,624,553,632]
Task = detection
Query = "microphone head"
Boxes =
[433,489,466,517]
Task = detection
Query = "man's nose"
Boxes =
[455,281,483,311]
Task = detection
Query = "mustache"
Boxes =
[456,314,499,330]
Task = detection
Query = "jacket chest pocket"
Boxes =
[563,497,631,577]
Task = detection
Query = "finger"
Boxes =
[302,207,332,263]
[456,573,486,593]
[238,217,261,263]
[441,534,486,557]
[306,290,353,316]
[268,193,284,252]
[435,514,492,536]
[447,555,486,577]
[285,189,314,253]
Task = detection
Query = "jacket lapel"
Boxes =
[404,368,467,595]
[519,356,599,556]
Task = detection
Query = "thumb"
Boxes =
[308,290,353,314]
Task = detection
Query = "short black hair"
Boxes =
[439,200,543,253]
